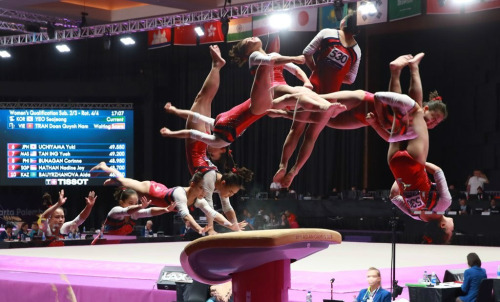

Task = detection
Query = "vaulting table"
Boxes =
[180,228,341,302]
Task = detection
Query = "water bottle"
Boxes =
[42,232,46,241]
[430,272,437,286]
[68,232,73,240]
[83,226,86,233]
[76,230,81,240]
[306,290,312,302]
[497,265,500,279]
[422,270,428,283]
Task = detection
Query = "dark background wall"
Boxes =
[0,8,499,232]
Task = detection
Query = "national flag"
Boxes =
[199,20,225,44]
[27,123,33,129]
[30,165,37,171]
[252,15,279,37]
[30,151,37,156]
[30,144,36,149]
[357,0,388,26]
[389,0,421,21]
[148,28,172,49]
[288,7,318,32]
[227,17,252,42]
[319,4,348,29]
[174,24,198,46]
[8,143,21,150]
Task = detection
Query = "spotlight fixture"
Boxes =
[0,50,11,58]
[359,1,378,18]
[333,0,344,20]
[55,44,70,53]
[269,13,291,30]
[194,26,205,37]
[120,37,135,45]
[103,32,111,50]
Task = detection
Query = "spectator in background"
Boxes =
[355,267,391,302]
[144,220,154,236]
[330,187,342,200]
[16,222,29,240]
[360,188,374,200]
[476,187,489,202]
[347,186,359,200]
[488,199,499,214]
[242,209,255,230]
[279,212,290,228]
[456,253,487,302]
[270,182,282,200]
[267,212,279,228]
[28,222,40,239]
[0,224,15,241]
[448,184,460,202]
[285,210,299,228]
[466,170,489,200]
[458,196,471,215]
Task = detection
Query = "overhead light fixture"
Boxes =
[333,0,344,21]
[0,50,12,58]
[103,32,111,50]
[269,13,291,30]
[194,26,205,37]
[120,37,135,45]
[55,44,70,53]
[359,1,378,20]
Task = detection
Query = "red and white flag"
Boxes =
[199,20,225,44]
[288,7,318,32]
[148,28,172,49]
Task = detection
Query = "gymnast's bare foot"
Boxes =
[281,170,297,188]
[159,127,173,137]
[90,161,110,177]
[273,166,287,183]
[389,54,412,71]
[329,102,348,118]
[103,178,120,186]
[210,45,226,69]
[208,228,218,236]
[408,52,425,70]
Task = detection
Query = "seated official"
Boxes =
[0,224,15,241]
[144,220,154,236]
[355,267,391,302]
[456,253,487,302]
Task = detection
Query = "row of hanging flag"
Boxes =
[147,0,500,49]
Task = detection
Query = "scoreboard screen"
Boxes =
[0,105,133,186]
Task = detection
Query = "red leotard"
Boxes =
[185,139,217,175]
[389,150,437,211]
[148,181,178,207]
[304,29,361,94]
[212,98,265,143]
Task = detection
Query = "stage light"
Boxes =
[333,0,344,21]
[194,26,205,37]
[103,33,111,50]
[359,1,378,16]
[0,50,11,58]
[269,13,291,30]
[120,37,135,45]
[55,44,70,53]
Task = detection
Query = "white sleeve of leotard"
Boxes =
[433,169,452,212]
[249,51,273,67]
[302,29,328,55]
[60,214,85,234]
[283,62,301,77]
[172,188,189,218]
[219,194,233,213]
[344,45,361,84]
[189,129,229,148]
[191,112,215,128]
[391,195,420,220]
[107,206,129,220]
[194,198,219,218]
[201,170,216,209]
[130,208,153,220]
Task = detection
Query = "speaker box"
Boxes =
[443,269,465,282]
[156,266,192,290]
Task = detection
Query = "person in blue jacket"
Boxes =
[356,267,391,302]
[457,253,487,302]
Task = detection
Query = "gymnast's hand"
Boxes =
[303,82,313,90]
[365,112,377,126]
[140,196,151,209]
[166,202,177,213]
